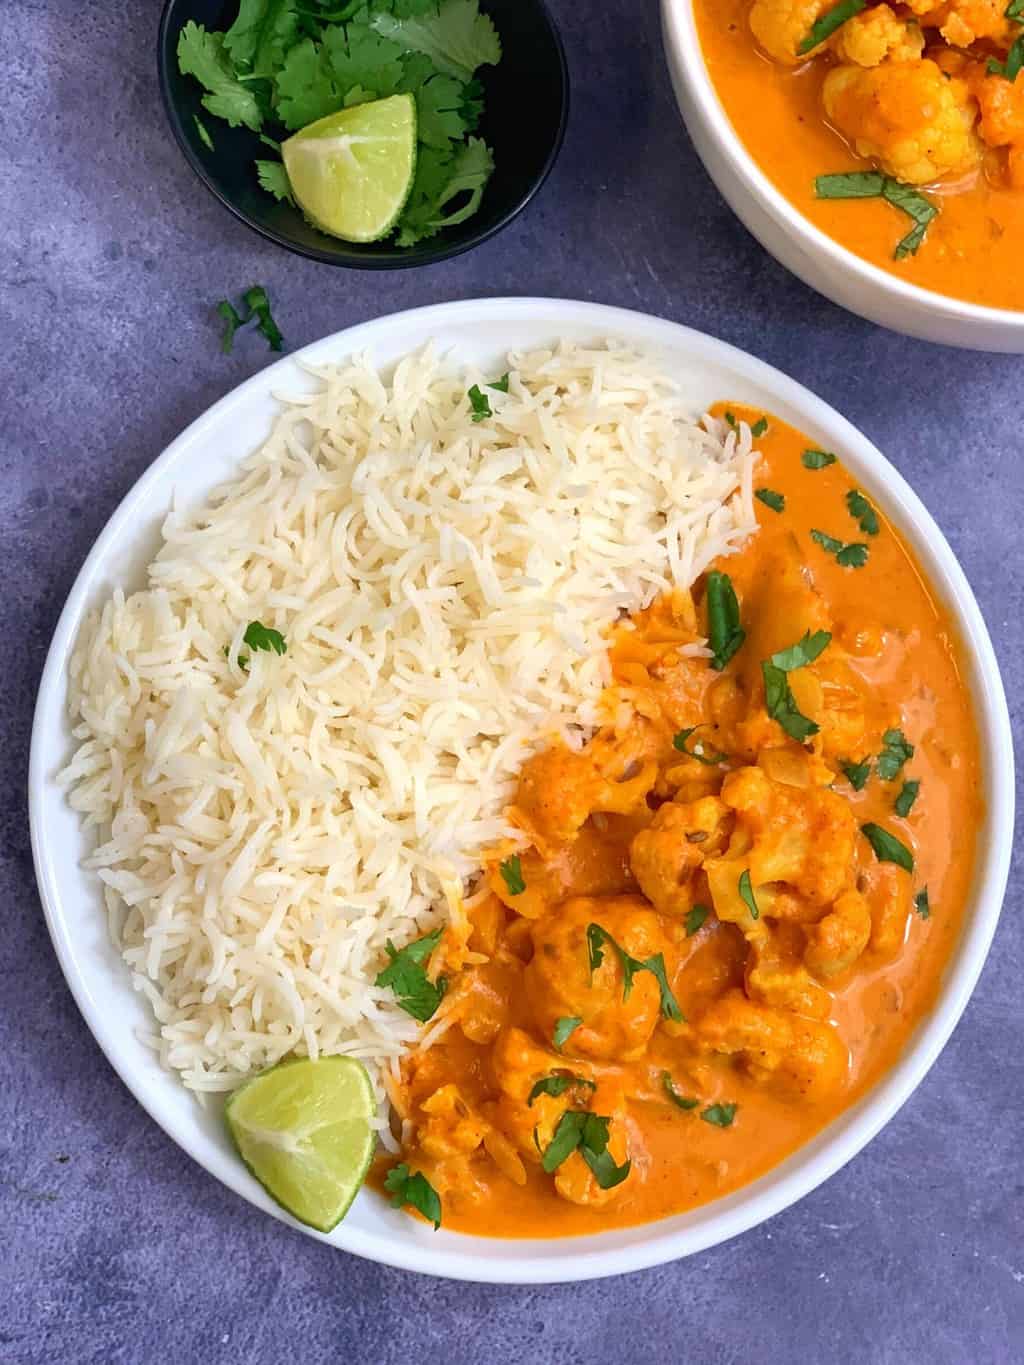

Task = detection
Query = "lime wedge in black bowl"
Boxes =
[158,0,569,269]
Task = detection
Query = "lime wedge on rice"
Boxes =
[281,93,416,243]
[225,1056,376,1232]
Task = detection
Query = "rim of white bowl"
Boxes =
[661,0,1024,331]
[29,298,1015,1282]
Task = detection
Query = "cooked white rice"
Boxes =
[58,340,759,1120]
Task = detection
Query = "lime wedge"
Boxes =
[225,1056,376,1232]
[281,94,417,244]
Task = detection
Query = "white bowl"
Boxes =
[661,0,1024,352]
[29,297,1014,1282]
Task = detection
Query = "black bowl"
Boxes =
[157,0,569,269]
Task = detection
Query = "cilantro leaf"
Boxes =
[539,1110,586,1173]
[538,1112,631,1190]
[499,855,525,896]
[488,373,510,392]
[762,661,819,742]
[811,529,843,556]
[894,779,920,816]
[323,22,406,98]
[527,1073,596,1106]
[243,285,284,351]
[193,114,215,151]
[914,887,931,919]
[987,31,1024,80]
[802,448,837,469]
[217,300,246,355]
[414,72,471,150]
[672,725,727,766]
[256,159,295,204]
[750,416,769,438]
[877,728,914,781]
[467,384,491,422]
[586,923,684,1021]
[842,758,871,791]
[701,1103,738,1128]
[243,621,287,655]
[553,1016,582,1050]
[770,630,831,672]
[836,542,869,568]
[846,489,879,536]
[738,868,759,921]
[223,0,301,77]
[663,1072,700,1110]
[374,928,447,1021]
[685,904,710,936]
[798,0,865,52]
[370,0,502,80]
[756,488,785,513]
[384,1163,442,1228]
[395,137,494,245]
[273,38,342,130]
[705,569,745,670]
[177,22,265,132]
[861,822,914,872]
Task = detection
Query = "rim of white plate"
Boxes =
[29,298,1014,1283]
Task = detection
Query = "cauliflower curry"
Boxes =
[379,409,981,1237]
[696,0,1024,307]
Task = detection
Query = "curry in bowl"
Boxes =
[696,0,1024,310]
[383,409,981,1236]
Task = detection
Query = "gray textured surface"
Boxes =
[3,2,1022,1362]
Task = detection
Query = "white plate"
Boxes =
[29,298,1014,1283]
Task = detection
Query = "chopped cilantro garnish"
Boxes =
[894,779,920,816]
[685,904,711,937]
[243,621,287,655]
[467,384,491,422]
[374,928,447,1021]
[816,172,937,260]
[724,411,738,429]
[215,286,284,354]
[1007,0,1024,19]
[988,32,1024,80]
[663,1072,700,1110]
[802,448,837,469]
[756,488,785,513]
[798,0,866,53]
[384,1163,442,1229]
[861,822,914,872]
[553,1016,582,1050]
[770,630,832,671]
[738,868,759,921]
[537,1111,632,1189]
[761,632,829,743]
[527,1073,596,1106]
[705,570,745,671]
[488,372,510,392]
[499,855,526,896]
[842,758,871,791]
[914,887,931,919]
[672,725,727,766]
[877,728,914,781]
[812,528,869,567]
[750,416,769,438]
[217,299,246,355]
[193,114,215,151]
[701,1103,738,1128]
[586,924,683,1021]
[846,489,879,536]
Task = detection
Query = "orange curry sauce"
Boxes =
[382,408,981,1237]
[695,0,1024,311]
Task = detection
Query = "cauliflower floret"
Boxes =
[629,796,731,917]
[834,6,925,66]
[803,888,873,978]
[508,743,657,852]
[750,0,835,63]
[972,66,1024,149]
[866,862,913,959]
[525,895,679,1061]
[914,0,1016,47]
[417,1084,489,1161]
[822,59,981,184]
[747,922,832,1018]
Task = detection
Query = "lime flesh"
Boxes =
[225,1056,376,1232]
[282,94,417,244]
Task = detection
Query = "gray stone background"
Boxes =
[3,2,1022,1362]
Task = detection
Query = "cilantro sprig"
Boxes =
[586,924,683,1022]
[761,630,831,742]
[705,570,745,670]
[374,928,447,1021]
[537,1111,632,1190]
[815,172,938,260]
[216,285,284,355]
[384,1163,442,1229]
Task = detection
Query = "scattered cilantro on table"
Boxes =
[176,0,501,246]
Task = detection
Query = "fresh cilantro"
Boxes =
[413,71,472,149]
[798,0,865,52]
[846,489,879,536]
[802,448,837,469]
[988,32,1024,80]
[467,384,492,422]
[750,416,769,438]
[217,299,247,355]
[499,855,525,896]
[370,0,502,80]
[672,725,727,766]
[738,868,759,921]
[724,411,738,429]
[323,22,406,98]
[553,1016,582,1050]
[1007,0,1024,18]
[273,37,342,130]
[877,728,914,781]
[586,923,684,1021]
[894,779,920,816]
[177,22,266,131]
[816,172,938,259]
[861,822,914,872]
[812,529,869,568]
[396,136,494,245]
[374,928,447,1021]
[527,1073,596,1106]
[256,159,295,203]
[756,488,785,513]
[193,114,215,151]
[488,372,510,392]
[538,1112,631,1190]
[223,0,301,77]
[842,758,871,791]
[705,570,745,670]
[701,1103,738,1128]
[244,285,284,351]
[383,1163,442,1228]
[770,629,832,671]
[243,621,287,655]
[685,904,710,936]
[662,1072,700,1110]
[811,529,843,555]
[914,887,931,919]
